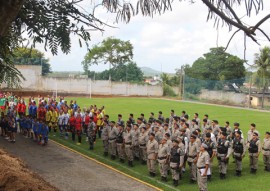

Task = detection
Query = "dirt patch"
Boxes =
[0,148,59,191]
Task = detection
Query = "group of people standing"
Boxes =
[99,111,270,191]
[1,92,270,191]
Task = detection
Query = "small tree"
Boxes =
[254,46,270,108]
[82,37,133,80]
[12,47,52,75]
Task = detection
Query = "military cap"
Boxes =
[212,120,218,124]
[151,112,154,115]
[180,118,186,122]
[190,135,196,139]
[253,132,259,136]
[192,119,197,122]
[250,123,256,127]
[164,123,169,127]
[141,126,146,130]
[203,119,207,122]
[162,137,168,141]
[206,127,212,131]
[156,120,162,124]
[133,123,138,126]
[221,131,227,136]
[173,139,179,144]
[165,133,171,137]
[201,143,208,149]
[220,127,227,132]
[150,133,155,137]
[171,109,174,113]
[184,114,189,119]
[137,117,143,121]
[234,122,240,126]
[141,113,144,116]
[236,130,242,135]
[173,116,179,121]
[130,113,133,116]
[205,132,211,138]
[110,121,115,124]
[118,114,122,117]
[159,111,162,114]
[266,132,270,135]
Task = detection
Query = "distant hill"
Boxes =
[140,67,161,77]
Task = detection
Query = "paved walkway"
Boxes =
[0,136,157,191]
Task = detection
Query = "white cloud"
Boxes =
[35,0,270,73]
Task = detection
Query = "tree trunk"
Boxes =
[0,0,26,37]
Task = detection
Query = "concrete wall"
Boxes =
[251,96,270,107]
[198,89,247,105]
[8,65,163,96]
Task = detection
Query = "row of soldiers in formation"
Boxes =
[93,112,270,191]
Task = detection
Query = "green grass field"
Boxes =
[50,97,270,191]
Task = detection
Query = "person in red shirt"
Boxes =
[21,101,26,116]
[75,113,82,145]
[84,111,90,134]
[17,101,23,117]
[38,104,46,122]
[69,112,76,142]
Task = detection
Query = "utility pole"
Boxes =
[248,74,252,108]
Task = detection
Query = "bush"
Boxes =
[163,84,177,97]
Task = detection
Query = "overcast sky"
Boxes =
[36,1,270,73]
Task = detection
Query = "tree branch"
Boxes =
[221,0,242,25]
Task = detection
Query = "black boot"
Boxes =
[129,161,133,167]
[175,180,179,186]
[149,172,153,177]
[207,175,211,181]
[167,170,170,175]
[235,170,239,176]
[250,168,254,173]
[161,176,165,181]
[220,173,223,179]
[104,152,108,156]
[163,177,167,182]
[238,171,242,177]
[120,158,125,163]
[111,155,116,160]
[152,173,156,177]
[222,173,226,179]
[253,169,257,174]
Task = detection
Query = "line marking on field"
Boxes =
[51,140,179,191]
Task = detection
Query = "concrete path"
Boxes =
[0,136,157,191]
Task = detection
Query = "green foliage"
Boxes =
[254,47,270,89]
[254,46,270,108]
[87,62,144,82]
[11,47,51,75]
[0,0,104,86]
[185,47,246,90]
[82,37,133,71]
[163,83,176,97]
[184,75,203,94]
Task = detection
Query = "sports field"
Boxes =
[50,97,270,191]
